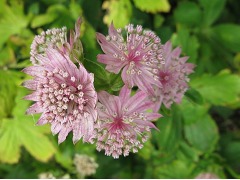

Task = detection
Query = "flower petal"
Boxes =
[58,127,71,144]
[22,80,38,90]
[26,103,44,114]
[23,91,40,101]
[124,90,147,112]
[119,85,131,104]
[51,121,62,135]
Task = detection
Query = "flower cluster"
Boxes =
[23,18,194,159]
[95,23,194,158]
[97,23,195,111]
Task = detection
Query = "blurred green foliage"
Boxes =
[0,0,240,178]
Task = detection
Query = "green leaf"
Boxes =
[0,115,56,164]
[55,136,77,170]
[138,140,154,160]
[28,2,40,15]
[174,1,202,26]
[222,141,240,172]
[177,142,201,162]
[55,138,97,171]
[190,70,240,106]
[84,59,110,91]
[81,0,101,29]
[31,4,80,29]
[12,86,32,117]
[156,26,173,44]
[180,99,219,152]
[154,14,165,29]
[0,70,19,119]
[15,88,56,161]
[69,1,83,20]
[180,98,209,125]
[225,166,240,179]
[0,45,16,66]
[195,41,214,75]
[0,87,56,164]
[31,13,57,28]
[81,21,97,50]
[171,27,200,63]
[84,59,123,92]
[184,114,219,153]
[181,98,219,153]
[133,0,170,13]
[81,19,101,62]
[109,73,124,92]
[220,135,240,175]
[185,88,204,105]
[154,159,196,178]
[199,0,226,26]
[212,24,240,52]
[153,106,182,156]
[233,53,240,72]
[0,0,29,48]
[31,4,67,28]
[103,0,132,28]
[0,119,22,164]
[193,158,226,179]
[19,119,56,162]
[55,150,73,170]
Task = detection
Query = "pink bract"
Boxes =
[94,85,162,159]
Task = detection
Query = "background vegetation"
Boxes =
[0,0,239,178]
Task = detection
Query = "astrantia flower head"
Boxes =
[30,18,83,65]
[96,23,165,92]
[150,41,195,110]
[94,86,161,159]
[73,154,98,178]
[30,27,67,65]
[23,43,97,144]
[23,18,97,144]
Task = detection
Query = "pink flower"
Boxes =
[94,85,162,159]
[96,23,164,92]
[22,47,97,144]
[30,18,83,65]
[150,41,195,111]
[30,27,67,65]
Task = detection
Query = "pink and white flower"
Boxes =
[30,26,67,65]
[94,85,162,159]
[96,23,165,92]
[150,41,195,111]
[23,47,97,144]
[30,18,83,65]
